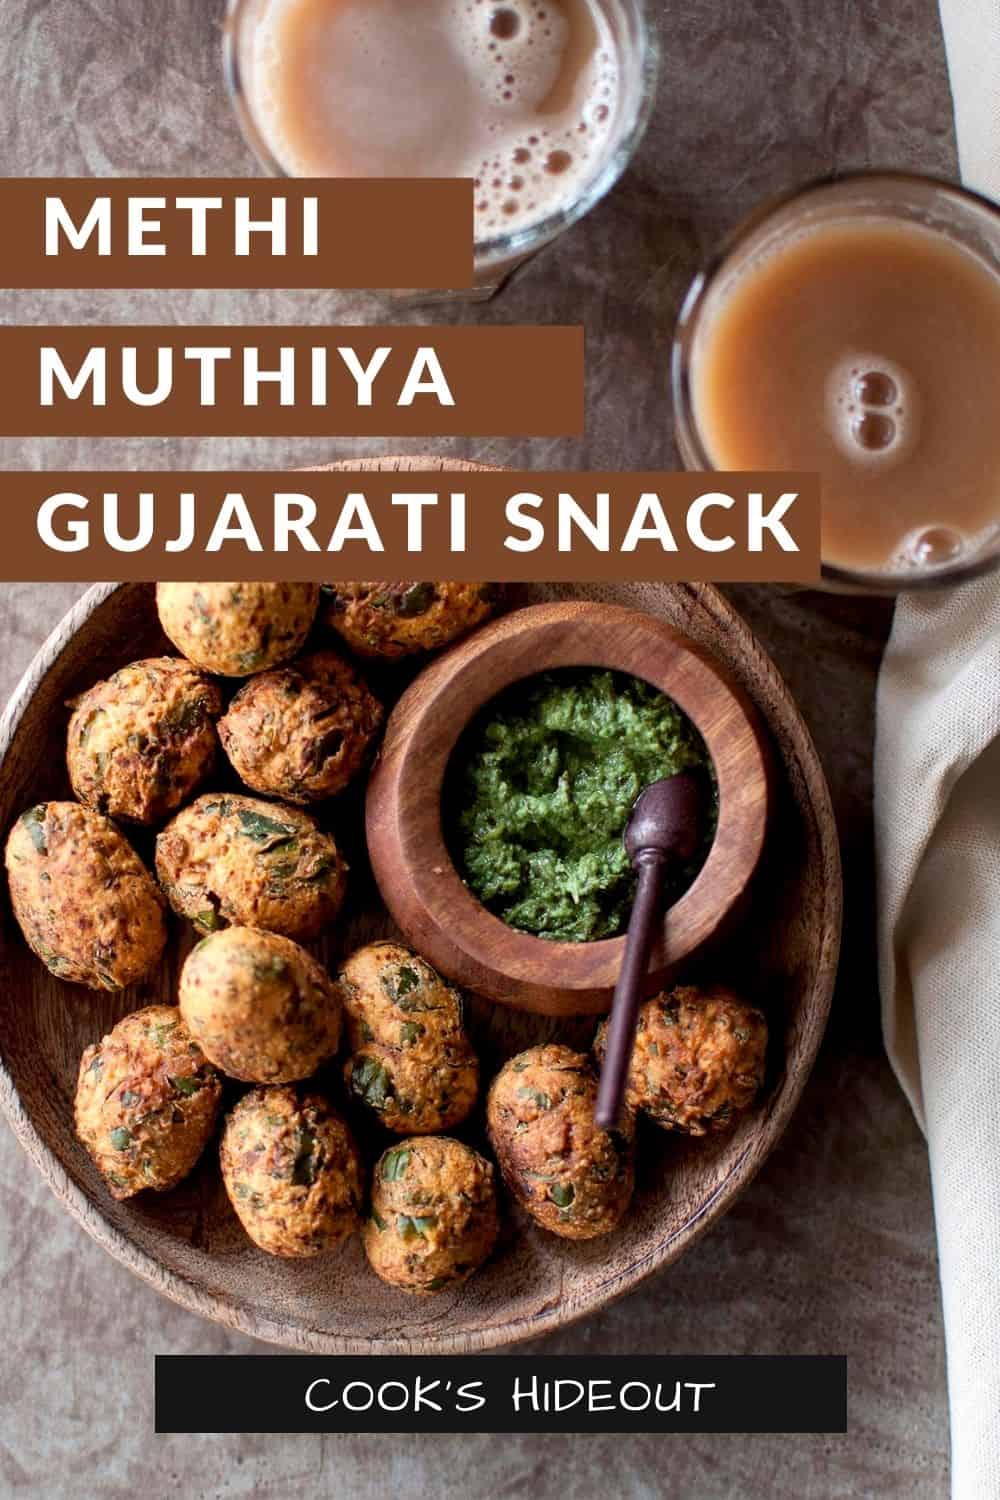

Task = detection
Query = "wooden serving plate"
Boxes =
[367,600,771,1015]
[0,468,841,1354]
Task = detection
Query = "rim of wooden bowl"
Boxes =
[0,574,842,1353]
[366,600,771,1015]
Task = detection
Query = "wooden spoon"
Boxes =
[594,771,704,1129]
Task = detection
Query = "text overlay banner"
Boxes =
[0,179,474,289]
[155,1355,848,1435]
[0,326,583,438]
[13,470,821,582]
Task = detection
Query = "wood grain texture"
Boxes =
[0,460,841,1354]
[367,599,771,1015]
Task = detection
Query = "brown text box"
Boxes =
[0,326,584,438]
[12,471,820,582]
[0,179,474,290]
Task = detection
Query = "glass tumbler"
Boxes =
[223,0,659,300]
[672,172,1000,592]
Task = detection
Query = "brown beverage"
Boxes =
[245,0,623,242]
[679,178,1000,583]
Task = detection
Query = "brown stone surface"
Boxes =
[0,0,954,1494]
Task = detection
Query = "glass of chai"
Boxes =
[223,0,658,298]
[673,173,1000,591]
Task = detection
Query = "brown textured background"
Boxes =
[0,0,954,1495]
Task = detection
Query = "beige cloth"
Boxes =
[877,587,1000,1500]
[938,1,1000,197]
[877,11,1000,1493]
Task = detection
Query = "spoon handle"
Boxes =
[595,849,668,1129]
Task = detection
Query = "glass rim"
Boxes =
[221,0,661,268]
[671,169,1000,594]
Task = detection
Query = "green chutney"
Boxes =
[449,668,713,943]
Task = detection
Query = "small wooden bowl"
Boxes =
[367,601,771,1016]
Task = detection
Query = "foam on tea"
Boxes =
[249,0,622,239]
[691,218,1000,575]
[826,355,921,469]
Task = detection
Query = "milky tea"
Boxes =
[685,192,1000,580]
[241,0,627,250]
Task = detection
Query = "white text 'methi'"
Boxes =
[44,195,319,258]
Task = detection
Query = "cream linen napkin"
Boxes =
[875,10,1000,1495]
[937,1,1000,198]
[877,584,1000,1499]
